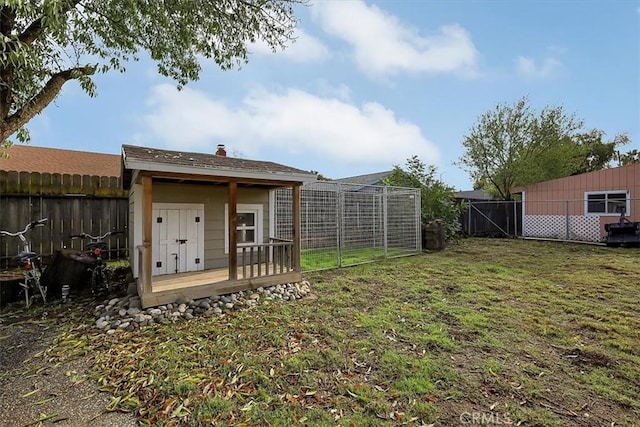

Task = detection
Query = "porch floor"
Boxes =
[152,263,290,292]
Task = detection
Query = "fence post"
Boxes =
[383,186,388,258]
[336,183,342,267]
[513,200,518,236]
[467,200,472,236]
[565,200,570,240]
[415,189,421,252]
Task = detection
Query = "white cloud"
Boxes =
[311,0,479,77]
[141,84,439,167]
[516,53,564,79]
[249,28,330,63]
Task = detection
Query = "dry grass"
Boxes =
[6,238,639,426]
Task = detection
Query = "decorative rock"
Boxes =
[96,319,109,329]
[127,282,138,296]
[128,297,142,309]
[92,280,312,333]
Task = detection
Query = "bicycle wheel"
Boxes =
[25,277,45,306]
[91,267,110,297]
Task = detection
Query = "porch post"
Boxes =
[292,184,302,272]
[141,174,153,293]
[228,180,238,280]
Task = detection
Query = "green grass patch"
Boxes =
[44,238,640,426]
[301,246,415,271]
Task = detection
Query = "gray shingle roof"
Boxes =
[122,145,314,176]
[334,171,393,186]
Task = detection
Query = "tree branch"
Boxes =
[18,0,82,45]
[2,66,94,139]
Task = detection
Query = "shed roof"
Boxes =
[0,144,121,177]
[121,145,316,188]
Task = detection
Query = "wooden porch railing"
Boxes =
[240,238,294,279]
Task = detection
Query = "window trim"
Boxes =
[224,203,264,253]
[584,190,630,216]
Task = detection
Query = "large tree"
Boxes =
[0,0,303,145]
[459,97,629,200]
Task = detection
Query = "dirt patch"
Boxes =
[0,309,137,427]
[564,348,617,368]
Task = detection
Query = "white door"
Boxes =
[153,203,204,276]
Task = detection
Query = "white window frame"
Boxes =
[584,190,630,216]
[224,203,264,253]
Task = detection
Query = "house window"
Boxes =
[585,191,629,216]
[225,204,264,253]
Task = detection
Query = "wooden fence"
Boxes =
[0,171,129,268]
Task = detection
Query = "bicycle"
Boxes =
[0,219,48,307]
[69,230,123,298]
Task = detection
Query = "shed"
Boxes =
[122,144,316,308]
[513,163,640,242]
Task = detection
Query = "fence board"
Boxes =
[19,171,30,194]
[0,171,7,193]
[61,174,72,194]
[0,195,129,268]
[6,171,19,193]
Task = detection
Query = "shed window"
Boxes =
[225,204,264,253]
[585,191,629,216]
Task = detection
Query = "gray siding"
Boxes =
[152,183,270,269]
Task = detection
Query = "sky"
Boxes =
[25,0,640,191]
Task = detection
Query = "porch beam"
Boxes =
[228,180,238,280]
[147,171,299,187]
[292,184,302,272]
[141,174,153,293]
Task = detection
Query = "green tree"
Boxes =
[459,97,629,200]
[0,0,303,146]
[383,155,463,240]
[309,170,331,181]
[616,148,639,166]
